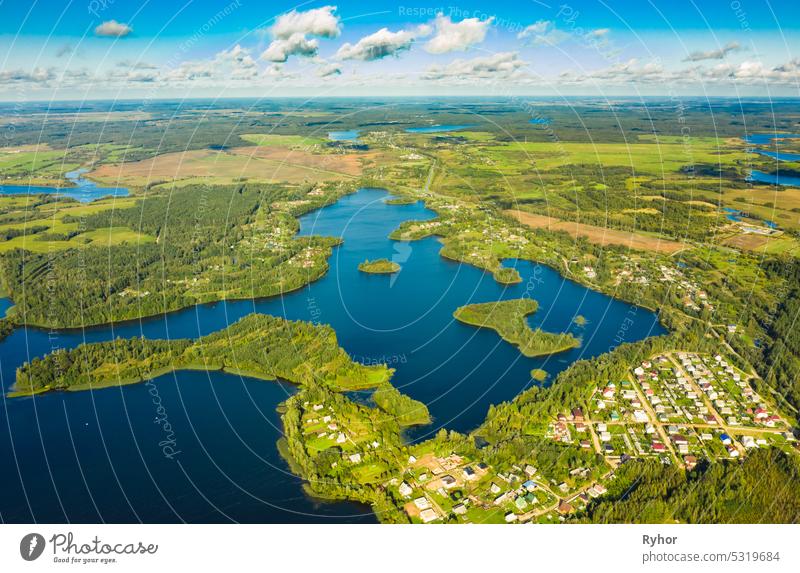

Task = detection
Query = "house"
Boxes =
[652,441,666,452]
[504,512,518,523]
[463,466,476,480]
[720,433,732,445]
[399,482,413,497]
[420,508,439,523]
[490,482,502,494]
[523,480,537,492]
[441,475,457,489]
[524,464,537,477]
[349,453,362,464]
[557,500,574,515]
[515,497,528,510]
[572,408,585,422]
[634,410,648,423]
[408,455,417,464]
[413,497,430,510]
[453,503,467,515]
[684,455,698,470]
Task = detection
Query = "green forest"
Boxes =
[454,298,579,357]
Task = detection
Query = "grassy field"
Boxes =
[0,196,151,253]
[88,146,370,186]
[506,209,688,254]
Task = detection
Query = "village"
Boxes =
[387,349,797,524]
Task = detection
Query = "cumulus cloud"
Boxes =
[422,51,526,81]
[425,14,493,54]
[271,6,340,39]
[684,42,742,62]
[0,67,56,83]
[116,60,158,70]
[167,45,258,82]
[262,6,340,64]
[336,27,427,61]
[518,20,570,46]
[317,62,341,77]
[261,33,319,62]
[95,20,132,38]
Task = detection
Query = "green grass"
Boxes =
[240,133,325,147]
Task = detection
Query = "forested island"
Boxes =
[12,314,395,395]
[358,259,401,274]
[454,299,580,357]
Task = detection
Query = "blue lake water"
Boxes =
[0,169,128,202]
[0,188,664,523]
[405,125,476,133]
[328,130,359,141]
[749,149,800,162]
[529,118,551,125]
[743,133,800,164]
[723,208,743,222]
[743,133,800,145]
[0,297,12,318]
[748,170,800,187]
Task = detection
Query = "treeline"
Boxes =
[372,384,430,426]
[12,313,390,395]
[579,448,800,523]
[0,182,349,328]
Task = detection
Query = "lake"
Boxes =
[748,170,800,187]
[0,169,128,202]
[0,188,664,523]
[328,130,359,141]
[405,125,476,133]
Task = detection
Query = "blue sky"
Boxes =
[1,0,798,99]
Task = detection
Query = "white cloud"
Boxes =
[317,62,341,77]
[0,68,56,83]
[336,27,426,61]
[587,28,610,38]
[684,42,742,62]
[422,52,526,81]
[425,14,493,54]
[262,6,340,64]
[95,20,132,38]
[167,45,258,83]
[261,33,319,62]
[518,20,570,46]
[271,6,340,39]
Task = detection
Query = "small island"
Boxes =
[358,258,401,274]
[453,298,580,357]
[530,368,549,381]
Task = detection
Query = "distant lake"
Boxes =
[529,118,551,125]
[743,133,800,162]
[328,130,359,141]
[743,133,800,145]
[0,169,128,202]
[405,124,476,133]
[749,149,800,162]
[0,188,664,523]
[748,169,800,187]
